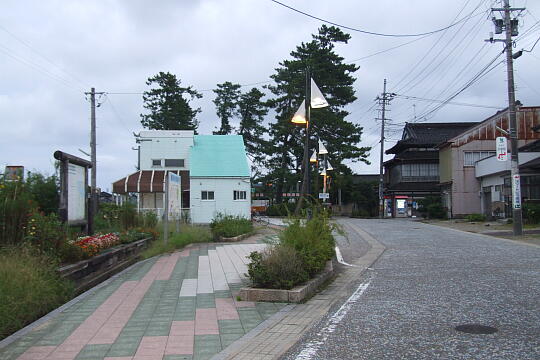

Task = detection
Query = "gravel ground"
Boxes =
[282,218,540,360]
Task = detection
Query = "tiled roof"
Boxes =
[386,122,479,154]
[189,135,250,177]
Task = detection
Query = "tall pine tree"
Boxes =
[213,81,241,135]
[266,25,369,203]
[238,88,269,169]
[140,72,202,131]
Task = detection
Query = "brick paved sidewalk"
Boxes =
[0,239,287,360]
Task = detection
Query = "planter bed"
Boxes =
[57,237,152,294]
[238,260,334,303]
[216,232,252,242]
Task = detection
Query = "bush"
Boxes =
[210,213,253,239]
[466,213,486,222]
[25,210,65,253]
[418,196,446,219]
[0,246,73,340]
[279,213,335,277]
[523,203,540,224]
[247,246,308,290]
[351,208,370,218]
[0,179,34,246]
[25,172,59,215]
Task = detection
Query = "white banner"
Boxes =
[167,173,182,218]
[496,137,508,162]
[512,174,521,209]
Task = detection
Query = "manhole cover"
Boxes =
[455,324,498,334]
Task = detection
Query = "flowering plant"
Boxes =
[71,233,120,257]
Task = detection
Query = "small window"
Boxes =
[201,191,214,200]
[152,159,162,167]
[165,159,185,167]
[234,190,247,200]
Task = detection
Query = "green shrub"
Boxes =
[0,179,34,246]
[279,212,335,277]
[0,246,73,340]
[466,213,486,222]
[210,213,253,239]
[523,203,540,224]
[351,208,370,218]
[247,246,308,290]
[25,172,59,215]
[25,210,65,253]
[57,241,87,263]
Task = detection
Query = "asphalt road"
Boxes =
[282,218,540,360]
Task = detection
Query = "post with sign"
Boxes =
[163,172,182,244]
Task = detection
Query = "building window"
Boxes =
[401,163,439,182]
[464,151,495,166]
[165,159,185,167]
[201,191,214,201]
[234,190,247,200]
[152,159,162,167]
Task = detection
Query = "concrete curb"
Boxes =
[212,220,386,360]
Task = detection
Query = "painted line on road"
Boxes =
[335,245,358,267]
[295,277,372,360]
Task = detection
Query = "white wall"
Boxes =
[139,131,194,171]
[190,177,251,224]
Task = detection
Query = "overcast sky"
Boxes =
[1,0,539,190]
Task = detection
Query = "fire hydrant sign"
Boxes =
[496,136,508,161]
[512,174,521,209]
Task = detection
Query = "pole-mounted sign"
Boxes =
[512,174,521,209]
[496,136,508,161]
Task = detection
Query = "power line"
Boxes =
[394,94,502,109]
[270,0,484,37]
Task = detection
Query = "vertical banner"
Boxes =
[512,174,521,209]
[496,137,508,161]
[168,172,182,219]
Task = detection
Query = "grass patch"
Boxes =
[0,246,73,340]
[141,225,211,259]
[210,213,253,239]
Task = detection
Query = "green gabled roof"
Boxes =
[189,135,250,177]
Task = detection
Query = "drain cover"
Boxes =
[455,324,498,334]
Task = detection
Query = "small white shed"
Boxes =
[189,135,251,224]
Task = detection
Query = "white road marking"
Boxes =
[335,245,358,267]
[295,279,372,360]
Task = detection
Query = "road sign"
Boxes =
[319,192,330,199]
[496,136,508,161]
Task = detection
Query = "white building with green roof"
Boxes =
[189,135,251,223]
[112,131,251,224]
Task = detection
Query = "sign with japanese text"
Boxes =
[512,174,521,209]
[167,172,182,218]
[496,137,508,162]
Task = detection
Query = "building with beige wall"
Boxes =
[438,106,540,218]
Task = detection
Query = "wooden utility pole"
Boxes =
[85,87,104,235]
[376,79,394,218]
[488,0,525,235]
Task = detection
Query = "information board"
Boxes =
[167,173,182,219]
[67,163,86,221]
[496,137,508,162]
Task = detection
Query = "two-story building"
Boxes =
[384,122,477,217]
[438,106,540,218]
[112,131,251,224]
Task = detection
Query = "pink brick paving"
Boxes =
[194,308,219,335]
[216,298,240,320]
[9,243,282,360]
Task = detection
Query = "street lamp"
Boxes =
[290,69,329,215]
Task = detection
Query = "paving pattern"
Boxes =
[0,241,288,360]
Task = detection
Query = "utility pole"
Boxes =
[85,87,104,235]
[295,67,312,217]
[488,0,525,235]
[376,79,395,218]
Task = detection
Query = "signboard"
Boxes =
[167,172,182,219]
[67,163,86,221]
[4,166,24,181]
[512,174,521,209]
[319,192,330,199]
[496,137,508,161]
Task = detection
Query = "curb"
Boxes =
[212,220,386,360]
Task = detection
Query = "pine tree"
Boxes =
[140,72,202,131]
[237,88,269,168]
[266,25,370,203]
[213,81,241,135]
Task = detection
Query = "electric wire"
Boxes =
[270,0,485,37]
